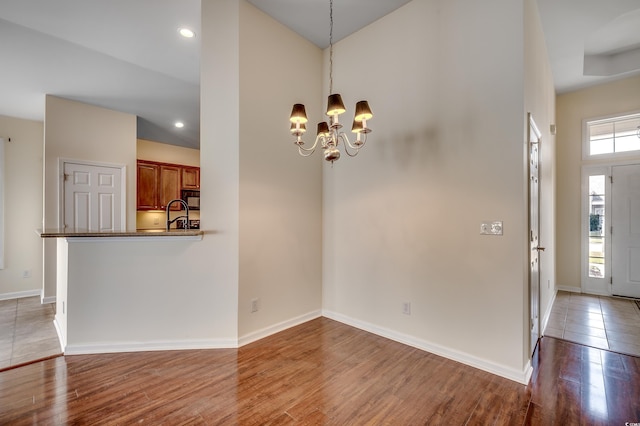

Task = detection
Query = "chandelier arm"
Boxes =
[298,146,316,157]
[296,134,323,155]
[344,132,367,150]
[338,132,363,157]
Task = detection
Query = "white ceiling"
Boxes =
[0,0,639,149]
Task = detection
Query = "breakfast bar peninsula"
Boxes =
[39,228,216,355]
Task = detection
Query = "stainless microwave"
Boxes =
[181,189,200,210]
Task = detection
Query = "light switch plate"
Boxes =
[480,221,503,236]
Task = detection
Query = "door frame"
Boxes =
[581,160,640,296]
[58,158,127,230]
[528,113,542,356]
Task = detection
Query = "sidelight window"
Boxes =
[588,175,605,278]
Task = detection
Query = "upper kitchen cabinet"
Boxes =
[182,166,200,189]
[137,160,200,211]
[159,164,182,211]
[137,161,160,210]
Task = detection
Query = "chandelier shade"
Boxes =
[317,122,330,137]
[351,119,363,133]
[290,122,306,134]
[289,104,308,124]
[354,101,373,122]
[326,94,346,117]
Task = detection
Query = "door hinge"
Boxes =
[610,226,613,235]
[610,175,613,184]
[610,276,613,285]
[64,173,70,182]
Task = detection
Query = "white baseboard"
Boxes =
[61,310,322,355]
[42,296,56,304]
[0,289,41,301]
[238,310,322,347]
[323,310,532,385]
[540,289,558,335]
[64,338,238,355]
[52,318,65,353]
[557,285,581,293]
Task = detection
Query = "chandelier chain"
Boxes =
[329,0,334,95]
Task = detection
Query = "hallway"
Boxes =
[0,297,61,370]
[544,290,640,357]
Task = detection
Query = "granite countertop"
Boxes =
[38,228,205,238]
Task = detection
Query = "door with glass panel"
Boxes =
[611,164,640,298]
[584,113,640,296]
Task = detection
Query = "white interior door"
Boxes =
[63,162,123,231]
[528,114,542,355]
[611,164,640,298]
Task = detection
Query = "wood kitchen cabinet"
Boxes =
[159,165,181,210]
[182,167,200,189]
[137,162,160,210]
[137,160,200,211]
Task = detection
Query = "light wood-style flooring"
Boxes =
[0,297,61,370]
[544,291,640,357]
[1,317,639,424]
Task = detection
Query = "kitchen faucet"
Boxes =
[166,199,190,230]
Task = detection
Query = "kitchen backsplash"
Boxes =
[137,210,201,230]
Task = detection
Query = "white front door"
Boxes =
[611,164,640,298]
[63,162,124,231]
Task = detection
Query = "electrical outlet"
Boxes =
[402,302,411,315]
[480,221,503,236]
[251,298,259,313]
[22,269,31,279]
[153,216,160,225]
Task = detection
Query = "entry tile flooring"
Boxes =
[544,290,640,357]
[0,297,61,370]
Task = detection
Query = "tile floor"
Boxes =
[0,296,61,370]
[544,290,640,357]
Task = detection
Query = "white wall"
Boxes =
[556,74,640,291]
[524,0,557,347]
[60,237,234,353]
[322,0,532,382]
[0,115,43,299]
[43,96,137,300]
[237,2,323,341]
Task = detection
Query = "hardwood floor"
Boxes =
[1,317,639,424]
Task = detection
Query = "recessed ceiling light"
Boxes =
[174,121,185,128]
[178,28,195,38]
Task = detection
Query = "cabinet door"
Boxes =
[182,167,200,189]
[160,165,182,210]
[137,162,159,210]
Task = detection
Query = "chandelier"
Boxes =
[288,0,373,164]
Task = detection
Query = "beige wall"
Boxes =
[237,1,323,339]
[0,115,44,299]
[43,96,137,299]
[556,74,640,291]
[137,138,200,166]
[321,0,553,383]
